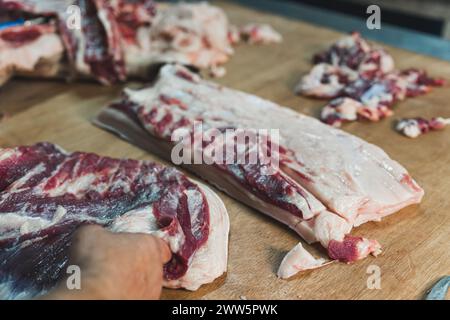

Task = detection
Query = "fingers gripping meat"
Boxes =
[0,143,229,298]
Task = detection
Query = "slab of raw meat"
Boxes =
[396,117,450,138]
[96,64,423,276]
[0,0,156,84]
[296,32,445,127]
[0,142,229,299]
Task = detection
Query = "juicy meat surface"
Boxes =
[0,142,229,299]
[95,64,424,276]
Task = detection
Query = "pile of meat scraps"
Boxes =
[95,64,424,279]
[296,32,445,127]
[0,0,282,86]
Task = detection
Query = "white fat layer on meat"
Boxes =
[0,33,64,72]
[109,206,185,253]
[277,242,327,279]
[125,64,423,226]
[312,211,352,247]
[296,63,346,97]
[396,119,422,138]
[357,238,382,258]
[0,149,18,162]
[380,54,395,73]
[7,163,46,192]
[44,173,100,198]
[109,207,158,233]
[165,183,229,291]
[0,206,67,240]
[436,117,450,125]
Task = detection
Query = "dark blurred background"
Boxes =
[288,0,450,39]
[230,0,450,60]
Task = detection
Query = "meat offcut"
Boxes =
[296,32,445,127]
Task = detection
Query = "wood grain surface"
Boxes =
[0,1,449,300]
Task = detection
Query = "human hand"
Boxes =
[43,225,171,300]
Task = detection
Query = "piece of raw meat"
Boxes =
[277,242,328,279]
[145,2,234,75]
[320,69,445,127]
[239,23,282,45]
[396,117,450,138]
[295,63,359,99]
[297,32,445,127]
[312,31,394,79]
[0,142,229,299]
[95,64,423,276]
[0,23,64,86]
[0,0,156,84]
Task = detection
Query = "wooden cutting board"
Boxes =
[0,1,449,300]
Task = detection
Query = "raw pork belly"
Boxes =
[0,142,229,299]
[95,64,424,277]
[296,32,444,127]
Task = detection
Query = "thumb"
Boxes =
[156,238,172,264]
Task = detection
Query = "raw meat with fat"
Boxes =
[95,64,423,277]
[0,142,229,299]
[0,0,155,83]
[0,23,64,86]
[296,32,445,127]
[396,117,450,138]
[0,1,282,85]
